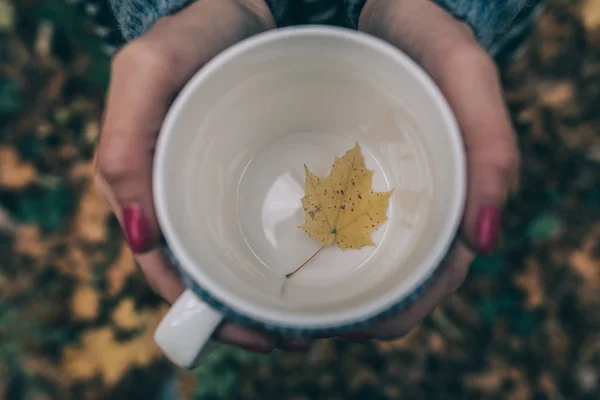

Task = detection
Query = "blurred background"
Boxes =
[1,0,599,399]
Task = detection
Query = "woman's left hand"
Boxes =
[338,0,520,340]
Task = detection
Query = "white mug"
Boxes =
[153,26,466,368]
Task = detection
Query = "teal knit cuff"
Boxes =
[110,0,529,52]
[433,0,530,50]
[109,0,192,40]
[346,0,530,51]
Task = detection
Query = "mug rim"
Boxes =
[154,26,466,332]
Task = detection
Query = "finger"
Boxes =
[216,323,275,353]
[97,1,274,253]
[425,48,519,255]
[342,240,474,339]
[360,0,519,254]
[96,3,277,355]
[95,171,186,302]
[99,168,277,352]
[95,1,273,303]
[136,250,185,303]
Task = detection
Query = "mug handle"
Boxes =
[154,289,223,368]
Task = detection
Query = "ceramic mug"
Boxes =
[153,26,466,368]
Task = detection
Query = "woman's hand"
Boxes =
[340,0,520,339]
[96,0,518,351]
[94,0,287,352]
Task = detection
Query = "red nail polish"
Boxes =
[475,205,501,255]
[123,204,152,253]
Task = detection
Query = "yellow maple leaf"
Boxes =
[287,143,393,279]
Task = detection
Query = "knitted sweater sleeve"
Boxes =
[109,0,531,52]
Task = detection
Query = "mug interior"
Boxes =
[154,27,465,329]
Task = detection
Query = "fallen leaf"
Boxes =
[14,225,48,259]
[70,285,100,321]
[24,357,68,393]
[538,81,575,110]
[106,244,136,296]
[0,205,17,234]
[570,250,600,284]
[84,120,100,144]
[69,160,94,181]
[35,21,54,60]
[465,358,511,393]
[62,306,167,386]
[289,143,392,278]
[581,0,600,46]
[111,297,142,330]
[348,367,378,390]
[514,258,544,309]
[0,146,36,189]
[55,245,92,282]
[0,0,14,32]
[74,183,111,243]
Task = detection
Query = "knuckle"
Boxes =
[426,34,496,75]
[492,149,520,179]
[375,310,420,339]
[473,138,520,180]
[394,325,414,338]
[452,45,498,78]
[111,38,177,81]
[95,143,134,183]
[379,325,414,340]
[92,171,114,206]
[468,47,498,76]
[236,0,276,29]
[141,270,162,296]
[150,14,175,31]
[423,36,500,84]
[445,263,469,293]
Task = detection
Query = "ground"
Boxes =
[0,0,599,399]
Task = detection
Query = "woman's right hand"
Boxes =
[336,0,520,340]
[94,0,287,353]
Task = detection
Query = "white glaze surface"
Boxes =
[154,27,465,329]
[154,289,221,368]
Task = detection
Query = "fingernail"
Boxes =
[475,205,501,255]
[123,204,152,253]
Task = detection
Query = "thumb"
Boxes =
[97,0,274,250]
[359,0,519,254]
[95,0,274,302]
[430,49,519,254]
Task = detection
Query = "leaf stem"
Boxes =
[285,245,326,279]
